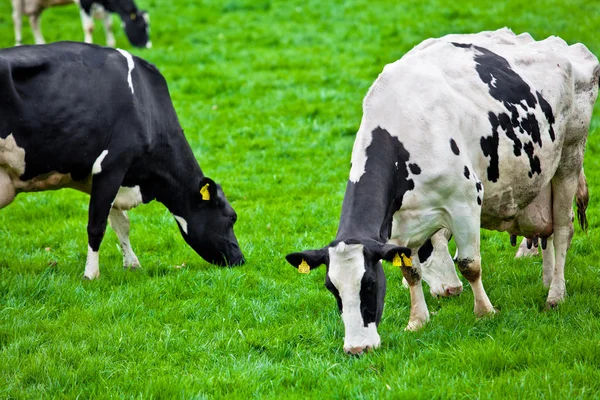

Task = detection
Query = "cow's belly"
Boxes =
[482,183,553,236]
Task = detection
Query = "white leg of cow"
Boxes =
[101,14,116,47]
[83,244,100,280]
[28,14,45,45]
[453,213,495,317]
[79,9,94,44]
[547,177,578,307]
[11,1,22,46]
[108,208,140,269]
[400,262,429,331]
[541,235,555,288]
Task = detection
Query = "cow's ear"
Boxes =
[378,244,412,266]
[286,249,329,273]
[199,177,217,202]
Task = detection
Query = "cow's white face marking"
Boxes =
[92,150,109,175]
[0,134,26,176]
[112,185,143,210]
[328,242,381,352]
[116,49,135,94]
[173,215,188,234]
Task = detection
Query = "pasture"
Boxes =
[1,0,600,397]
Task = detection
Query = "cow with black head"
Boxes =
[0,42,243,280]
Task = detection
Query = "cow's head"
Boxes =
[416,230,463,297]
[286,239,410,355]
[173,177,244,267]
[119,6,151,48]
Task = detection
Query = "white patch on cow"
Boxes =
[173,215,188,234]
[328,242,380,352]
[83,245,100,280]
[116,49,135,94]
[112,185,143,210]
[489,74,497,88]
[92,150,109,175]
[395,161,398,168]
[0,134,26,176]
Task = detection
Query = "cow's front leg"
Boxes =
[11,1,22,46]
[400,260,429,331]
[84,166,126,280]
[453,214,495,317]
[28,13,45,44]
[108,208,140,270]
[101,13,116,47]
[79,8,94,44]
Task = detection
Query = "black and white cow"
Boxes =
[11,0,150,48]
[0,41,244,279]
[286,28,600,355]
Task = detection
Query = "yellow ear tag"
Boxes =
[200,183,211,201]
[401,254,412,267]
[130,12,137,20]
[392,253,402,267]
[298,259,310,274]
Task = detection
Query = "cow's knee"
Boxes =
[457,258,480,282]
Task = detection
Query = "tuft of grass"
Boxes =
[2,0,600,398]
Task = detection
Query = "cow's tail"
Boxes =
[575,168,589,232]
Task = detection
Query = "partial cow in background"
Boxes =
[0,42,243,279]
[11,0,150,48]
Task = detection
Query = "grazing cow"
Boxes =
[11,0,150,48]
[408,168,588,296]
[0,42,244,280]
[286,28,600,355]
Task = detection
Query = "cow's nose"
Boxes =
[344,345,372,356]
[445,284,463,296]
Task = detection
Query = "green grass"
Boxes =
[1,0,600,398]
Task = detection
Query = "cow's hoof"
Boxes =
[545,296,565,309]
[405,319,427,331]
[83,272,100,280]
[124,258,141,270]
[474,303,496,317]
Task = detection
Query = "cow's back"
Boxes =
[0,42,172,182]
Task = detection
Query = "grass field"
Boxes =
[1,0,600,398]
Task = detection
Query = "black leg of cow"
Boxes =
[83,171,126,280]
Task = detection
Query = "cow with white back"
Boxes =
[11,0,150,48]
[286,28,599,355]
[0,41,244,280]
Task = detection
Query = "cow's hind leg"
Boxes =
[79,8,94,44]
[541,235,555,288]
[547,177,578,307]
[108,208,140,270]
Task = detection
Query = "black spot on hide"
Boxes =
[464,166,470,179]
[450,139,460,155]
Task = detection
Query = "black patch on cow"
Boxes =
[82,46,107,69]
[450,139,460,155]
[409,163,421,175]
[418,239,434,263]
[480,122,500,182]
[337,127,418,242]
[464,166,470,179]
[536,91,556,142]
[477,196,482,206]
[523,141,541,178]
[453,42,555,181]
[475,181,482,192]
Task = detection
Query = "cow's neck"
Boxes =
[335,127,417,243]
[137,131,203,217]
